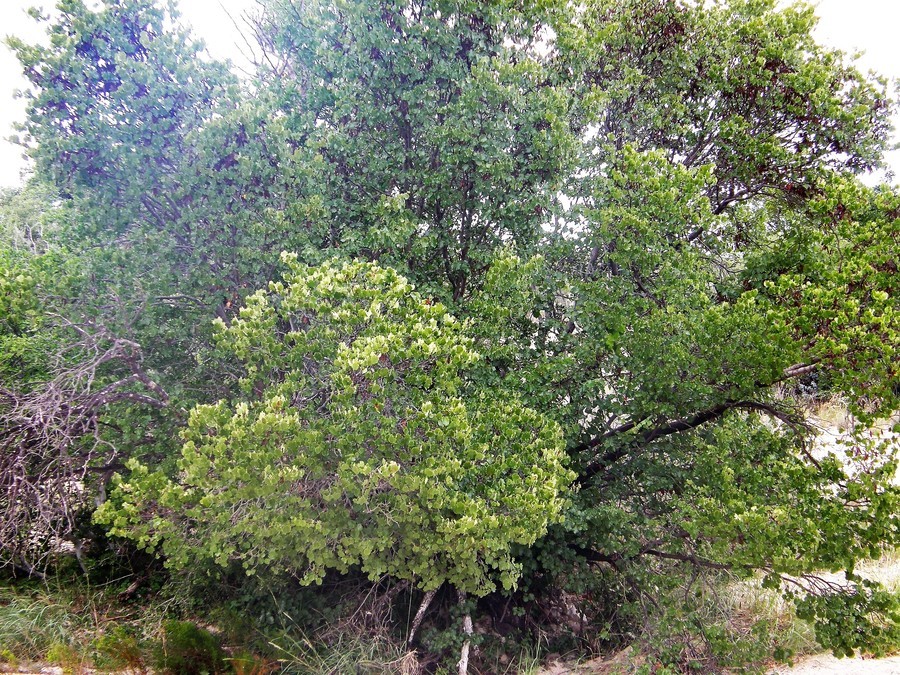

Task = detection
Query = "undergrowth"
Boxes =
[1,549,897,674]
[0,590,80,661]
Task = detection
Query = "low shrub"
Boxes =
[154,620,228,675]
[93,624,146,672]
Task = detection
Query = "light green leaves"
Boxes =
[102,258,572,595]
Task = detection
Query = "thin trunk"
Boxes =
[407,587,437,647]
[457,590,473,675]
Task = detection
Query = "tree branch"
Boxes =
[577,399,808,485]
[0,323,168,571]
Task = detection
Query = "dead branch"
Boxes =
[0,321,168,572]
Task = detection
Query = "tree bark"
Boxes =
[457,590,473,675]
[407,587,437,647]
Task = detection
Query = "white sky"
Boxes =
[0,0,898,189]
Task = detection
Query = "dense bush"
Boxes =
[2,0,899,669]
[154,620,227,675]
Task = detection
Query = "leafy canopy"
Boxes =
[6,0,900,663]
[98,256,572,596]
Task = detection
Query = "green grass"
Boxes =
[0,590,82,662]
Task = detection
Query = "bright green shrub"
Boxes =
[99,257,572,597]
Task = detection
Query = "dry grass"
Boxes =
[724,577,818,657]
[809,397,856,430]
[857,549,900,592]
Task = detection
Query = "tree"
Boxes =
[8,0,233,221]
[7,0,900,667]
[7,0,247,397]
[249,0,577,300]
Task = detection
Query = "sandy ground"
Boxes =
[770,654,900,674]
[537,652,900,674]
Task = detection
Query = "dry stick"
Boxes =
[457,590,473,675]
[407,587,437,647]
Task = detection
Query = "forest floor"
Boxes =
[5,653,900,675]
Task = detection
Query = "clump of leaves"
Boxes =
[101,257,573,598]
[154,620,228,675]
[795,578,900,658]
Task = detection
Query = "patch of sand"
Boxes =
[536,651,900,674]
[770,653,900,674]
[769,654,900,674]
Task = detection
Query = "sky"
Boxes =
[0,0,898,189]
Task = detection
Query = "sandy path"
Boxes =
[770,654,900,674]
[537,651,900,674]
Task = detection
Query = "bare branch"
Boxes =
[0,323,168,572]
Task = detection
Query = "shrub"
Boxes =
[154,620,228,675]
[93,624,146,672]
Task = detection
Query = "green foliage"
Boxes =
[632,574,818,672]
[255,0,577,300]
[93,625,146,671]
[750,178,900,419]
[154,620,227,675]
[0,201,73,388]
[7,0,234,218]
[556,0,892,189]
[6,1,243,421]
[795,579,900,658]
[7,0,900,666]
[0,183,64,253]
[46,641,85,673]
[0,247,40,349]
[100,257,572,595]
[0,648,18,667]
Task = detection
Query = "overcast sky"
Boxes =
[0,0,898,189]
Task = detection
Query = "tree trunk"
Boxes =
[457,590,473,675]
[407,587,437,647]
